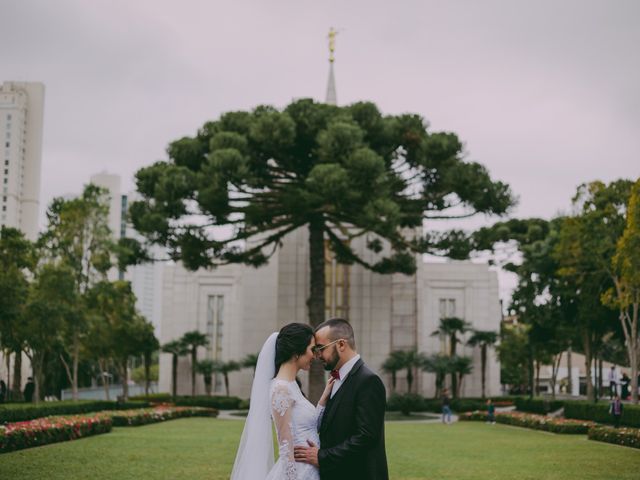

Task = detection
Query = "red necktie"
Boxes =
[330,369,341,380]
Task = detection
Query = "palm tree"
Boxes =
[432,317,471,398]
[467,330,499,398]
[451,356,474,398]
[422,354,454,398]
[196,359,216,396]
[241,353,259,374]
[161,340,188,399]
[382,351,405,394]
[212,360,241,397]
[181,330,209,396]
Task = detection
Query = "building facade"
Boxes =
[0,81,45,240]
[158,227,503,399]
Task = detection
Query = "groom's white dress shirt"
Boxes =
[330,354,361,398]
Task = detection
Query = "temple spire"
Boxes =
[325,27,338,105]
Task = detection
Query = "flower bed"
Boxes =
[106,406,218,426]
[588,425,640,449]
[0,414,112,454]
[0,400,149,424]
[460,411,596,434]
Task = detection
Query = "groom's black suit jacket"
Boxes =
[318,358,389,480]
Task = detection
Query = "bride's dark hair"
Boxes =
[274,323,314,375]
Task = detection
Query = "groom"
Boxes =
[294,318,389,480]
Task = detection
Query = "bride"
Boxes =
[231,323,334,480]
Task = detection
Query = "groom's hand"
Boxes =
[294,440,319,467]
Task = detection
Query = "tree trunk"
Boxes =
[629,302,638,404]
[391,372,397,393]
[307,217,326,403]
[406,367,413,394]
[172,354,178,399]
[528,342,534,400]
[5,353,10,401]
[98,359,110,401]
[121,359,129,401]
[33,355,44,405]
[72,334,79,401]
[535,360,540,396]
[12,349,22,400]
[144,355,151,397]
[550,352,563,400]
[191,349,197,396]
[224,373,230,397]
[481,345,487,399]
[597,356,603,402]
[567,344,573,395]
[450,335,458,399]
[583,331,594,402]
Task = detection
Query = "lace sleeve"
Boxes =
[271,382,297,479]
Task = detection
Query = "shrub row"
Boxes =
[514,397,565,414]
[0,400,150,424]
[107,406,218,426]
[129,394,243,410]
[386,393,517,415]
[588,426,640,449]
[460,411,596,434]
[0,414,112,454]
[564,401,640,428]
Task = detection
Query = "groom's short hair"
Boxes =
[315,318,356,350]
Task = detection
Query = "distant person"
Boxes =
[23,377,35,403]
[608,366,618,399]
[610,394,624,428]
[0,379,7,403]
[620,373,630,400]
[486,399,496,424]
[441,388,452,424]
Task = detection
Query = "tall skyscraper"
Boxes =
[0,82,45,240]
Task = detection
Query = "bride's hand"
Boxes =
[318,377,336,406]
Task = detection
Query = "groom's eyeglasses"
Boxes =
[312,339,344,354]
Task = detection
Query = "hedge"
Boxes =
[129,394,243,410]
[514,397,565,414]
[0,413,112,453]
[0,400,150,424]
[564,400,640,428]
[460,410,595,434]
[588,425,640,449]
[386,394,518,415]
[107,406,218,426]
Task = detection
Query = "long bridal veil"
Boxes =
[230,331,278,480]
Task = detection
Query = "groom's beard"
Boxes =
[323,348,340,371]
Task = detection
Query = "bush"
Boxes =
[0,400,150,424]
[174,396,242,410]
[564,400,640,428]
[588,425,640,449]
[107,406,218,426]
[0,413,112,453]
[514,397,564,414]
[460,410,595,434]
[129,393,173,403]
[387,394,517,414]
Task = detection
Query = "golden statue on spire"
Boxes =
[328,27,337,63]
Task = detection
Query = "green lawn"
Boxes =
[1,418,639,479]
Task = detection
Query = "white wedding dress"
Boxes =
[267,379,324,480]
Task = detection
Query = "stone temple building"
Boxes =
[158,35,502,399]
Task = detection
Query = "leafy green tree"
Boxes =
[432,317,470,398]
[162,340,188,399]
[0,227,34,400]
[603,178,640,403]
[422,354,454,398]
[196,359,216,396]
[137,322,160,397]
[381,350,405,394]
[451,355,474,397]
[212,360,241,397]
[180,331,209,396]
[241,353,259,374]
[129,100,514,399]
[38,184,115,400]
[497,322,529,392]
[23,264,77,403]
[467,330,499,399]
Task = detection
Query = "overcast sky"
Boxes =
[2,0,639,301]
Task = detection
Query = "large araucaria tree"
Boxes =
[130,99,514,399]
